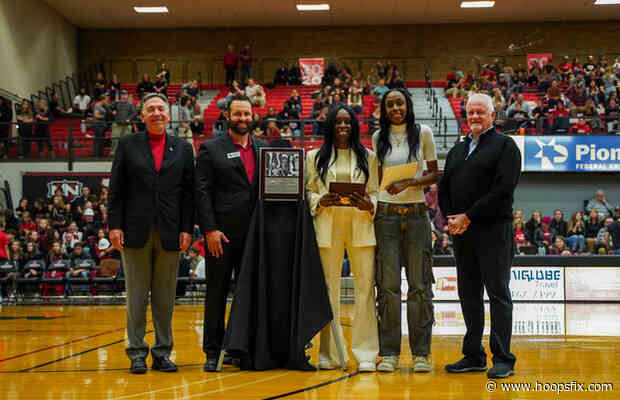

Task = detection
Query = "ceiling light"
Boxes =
[296,4,330,11]
[133,6,169,13]
[594,0,620,4]
[460,1,495,8]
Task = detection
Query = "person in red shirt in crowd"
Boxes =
[18,212,36,236]
[223,44,239,87]
[480,65,496,81]
[513,219,529,253]
[569,118,592,135]
[551,102,569,118]
[557,56,572,79]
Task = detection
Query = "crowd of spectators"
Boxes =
[445,55,620,134]
[2,185,619,299]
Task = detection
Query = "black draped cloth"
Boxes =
[224,199,333,370]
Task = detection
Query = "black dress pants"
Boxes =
[452,221,517,367]
[203,234,246,358]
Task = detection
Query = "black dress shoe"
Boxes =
[203,358,218,372]
[130,358,147,374]
[297,359,317,371]
[487,363,515,379]
[152,356,178,372]
[445,357,487,373]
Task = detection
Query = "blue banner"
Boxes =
[524,136,620,172]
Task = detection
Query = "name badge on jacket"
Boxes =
[227,152,241,159]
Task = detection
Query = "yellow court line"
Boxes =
[111,371,248,400]
[177,371,292,400]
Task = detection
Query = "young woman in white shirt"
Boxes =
[372,88,439,373]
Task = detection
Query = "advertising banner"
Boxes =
[527,53,553,69]
[22,172,110,203]
[299,58,324,85]
[523,136,620,172]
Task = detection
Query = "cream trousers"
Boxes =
[318,207,379,364]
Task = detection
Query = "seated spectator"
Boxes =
[250,113,264,137]
[213,111,228,136]
[216,81,244,110]
[533,216,553,254]
[606,98,619,132]
[73,88,91,117]
[109,74,121,101]
[568,85,588,116]
[569,118,592,135]
[22,241,43,264]
[265,119,280,137]
[513,219,530,253]
[274,62,289,86]
[585,208,604,253]
[566,211,586,252]
[18,212,36,236]
[48,93,70,119]
[154,75,168,98]
[93,72,107,100]
[137,73,155,99]
[186,80,200,102]
[550,209,567,238]
[586,189,614,219]
[548,237,572,256]
[47,241,66,264]
[286,89,303,114]
[368,102,381,134]
[492,88,505,116]
[190,115,204,137]
[347,80,364,114]
[525,211,542,243]
[532,98,550,134]
[596,217,615,255]
[65,243,91,295]
[373,79,389,101]
[312,105,328,136]
[0,223,8,264]
[433,234,453,255]
[245,78,266,108]
[606,217,620,254]
[288,65,302,85]
[191,235,205,257]
[584,99,604,132]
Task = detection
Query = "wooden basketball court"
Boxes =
[0,304,617,399]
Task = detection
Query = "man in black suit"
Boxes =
[195,94,265,371]
[439,93,521,379]
[108,93,195,374]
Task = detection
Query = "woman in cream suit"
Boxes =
[306,105,380,372]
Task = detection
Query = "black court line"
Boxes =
[0,362,204,374]
[18,330,153,372]
[263,371,360,400]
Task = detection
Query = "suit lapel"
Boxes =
[139,133,156,174]
[160,135,179,173]
[327,149,337,181]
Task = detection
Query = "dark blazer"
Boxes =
[439,127,521,227]
[195,133,266,239]
[108,132,195,251]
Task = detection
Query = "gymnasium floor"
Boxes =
[0,304,618,399]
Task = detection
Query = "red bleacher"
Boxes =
[11,83,379,158]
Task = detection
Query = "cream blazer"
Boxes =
[305,148,379,248]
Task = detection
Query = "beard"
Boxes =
[230,120,249,135]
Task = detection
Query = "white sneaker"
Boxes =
[377,356,399,372]
[413,355,432,372]
[358,361,376,372]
